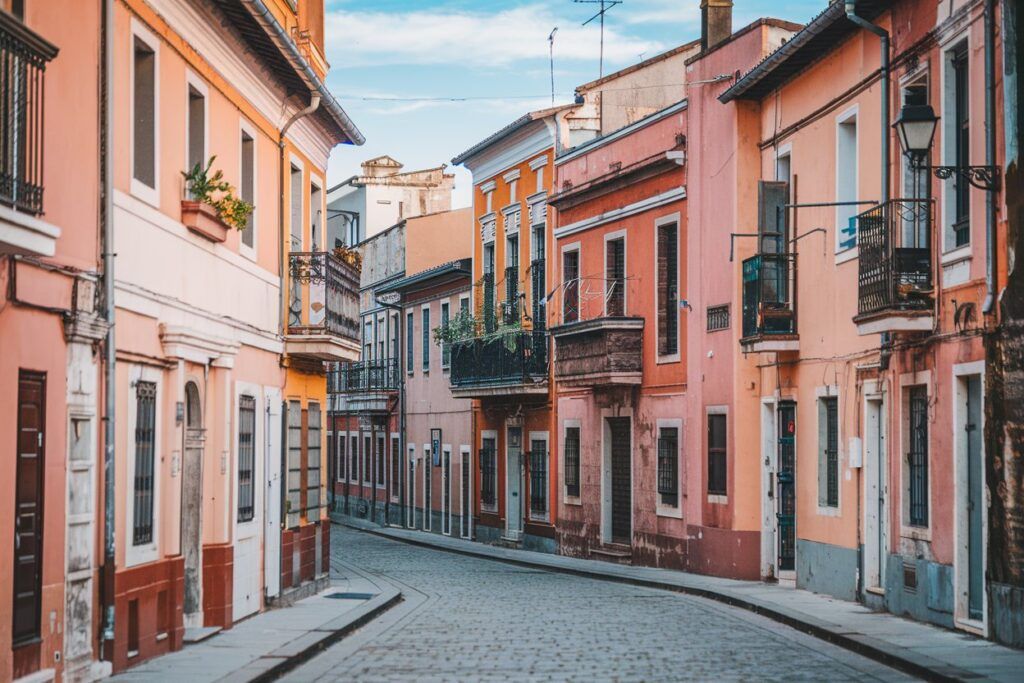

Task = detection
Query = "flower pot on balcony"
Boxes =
[181,200,230,243]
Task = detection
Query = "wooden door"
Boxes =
[608,418,631,544]
[13,371,45,646]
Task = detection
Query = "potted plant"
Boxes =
[181,156,253,243]
[332,243,363,272]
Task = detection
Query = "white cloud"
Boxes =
[621,0,701,26]
[324,3,664,68]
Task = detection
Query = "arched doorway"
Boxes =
[182,381,205,627]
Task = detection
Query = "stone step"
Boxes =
[590,545,633,565]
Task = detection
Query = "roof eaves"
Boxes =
[451,104,575,166]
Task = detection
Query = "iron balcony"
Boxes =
[285,251,361,361]
[740,251,799,353]
[449,329,549,398]
[854,199,934,335]
[329,358,401,394]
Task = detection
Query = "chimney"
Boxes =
[700,0,733,51]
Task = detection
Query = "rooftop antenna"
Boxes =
[549,27,559,105]
[573,0,622,78]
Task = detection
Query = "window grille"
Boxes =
[564,427,581,498]
[707,304,730,331]
[657,427,679,507]
[658,222,679,355]
[908,387,929,527]
[391,436,400,498]
[529,439,547,516]
[237,395,256,522]
[133,381,157,545]
[563,250,579,323]
[422,308,430,371]
[339,433,347,481]
[480,437,497,509]
[707,414,727,495]
[606,238,625,316]
[286,401,302,528]
[306,402,321,514]
[823,398,839,508]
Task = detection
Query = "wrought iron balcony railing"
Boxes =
[450,329,549,388]
[287,251,360,342]
[856,199,933,318]
[0,12,58,216]
[329,358,400,394]
[741,252,797,340]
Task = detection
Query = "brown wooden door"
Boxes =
[13,371,45,646]
[608,417,631,544]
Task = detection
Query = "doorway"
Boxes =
[505,426,523,540]
[955,367,985,631]
[863,394,887,593]
[776,402,796,575]
[442,447,451,535]
[406,446,416,529]
[460,447,471,538]
[13,371,45,650]
[264,391,282,601]
[182,381,205,627]
[604,417,632,545]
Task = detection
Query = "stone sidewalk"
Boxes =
[337,515,1024,683]
[112,568,401,683]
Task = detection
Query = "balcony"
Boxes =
[0,13,59,257]
[740,252,798,353]
[285,251,361,362]
[551,316,643,387]
[328,359,400,413]
[449,329,549,398]
[854,199,934,335]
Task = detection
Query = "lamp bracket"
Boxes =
[908,154,1001,191]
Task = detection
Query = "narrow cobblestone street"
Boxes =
[284,526,912,682]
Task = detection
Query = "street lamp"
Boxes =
[893,103,1000,191]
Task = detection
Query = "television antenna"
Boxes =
[573,0,623,79]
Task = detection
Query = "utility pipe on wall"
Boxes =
[845,1,890,206]
[983,0,997,313]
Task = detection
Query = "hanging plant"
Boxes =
[332,244,363,271]
[182,155,254,231]
[433,309,479,345]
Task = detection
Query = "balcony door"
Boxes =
[505,426,523,540]
[604,417,632,546]
[776,402,796,576]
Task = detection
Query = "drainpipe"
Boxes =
[845,1,890,205]
[982,0,997,313]
[101,0,117,658]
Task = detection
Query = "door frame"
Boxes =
[600,408,633,545]
[442,444,452,536]
[13,370,46,647]
[952,360,987,635]
[760,398,777,580]
[862,381,887,595]
[406,444,416,529]
[504,422,523,540]
[460,445,472,538]
[232,383,263,621]
[422,443,432,531]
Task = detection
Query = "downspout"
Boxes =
[101,0,117,657]
[845,1,890,206]
[983,0,997,313]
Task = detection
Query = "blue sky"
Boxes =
[323,0,828,207]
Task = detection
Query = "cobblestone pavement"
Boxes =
[284,526,915,682]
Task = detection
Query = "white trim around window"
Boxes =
[899,370,933,541]
[129,18,161,208]
[125,364,163,568]
[239,117,259,260]
[481,429,498,513]
[815,384,842,517]
[561,418,582,507]
[233,382,263,542]
[834,104,860,262]
[656,418,683,518]
[654,213,681,364]
[184,70,209,173]
[527,431,550,523]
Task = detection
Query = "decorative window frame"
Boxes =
[561,418,582,507]
[126,364,163,568]
[130,18,161,208]
[656,418,683,518]
[815,384,842,517]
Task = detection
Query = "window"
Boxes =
[307,402,321,516]
[707,413,727,496]
[535,166,544,193]
[707,304,730,331]
[187,84,205,173]
[424,444,433,531]
[564,426,580,498]
[406,311,414,373]
[441,301,451,368]
[505,235,519,323]
[237,395,256,522]
[289,164,302,251]
[657,221,679,356]
[338,432,347,482]
[563,248,579,323]
[286,401,302,528]
[836,109,858,253]
[818,397,839,508]
[529,436,548,519]
[364,319,373,361]
[485,189,493,213]
[480,436,497,510]
[376,315,385,360]
[421,307,430,371]
[606,236,625,316]
[376,433,385,488]
[132,35,156,190]
[776,151,791,185]
[391,436,400,499]
[901,75,929,248]
[133,381,157,545]
[349,434,358,483]
[240,129,256,247]
[310,183,323,250]
[483,243,496,332]
[908,386,929,527]
[951,42,970,247]
[363,435,371,484]
[390,312,399,360]
[657,426,679,508]
[509,179,518,203]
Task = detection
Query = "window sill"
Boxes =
[155,632,169,642]
[656,354,681,365]
[707,494,728,505]
[816,504,841,517]
[835,246,859,265]
[656,506,682,519]
[562,495,582,507]
[941,244,972,266]
[900,525,932,542]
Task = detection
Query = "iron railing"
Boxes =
[328,358,400,394]
[857,199,934,317]
[479,272,496,333]
[741,252,797,339]
[450,329,549,388]
[288,251,360,342]
[0,12,57,216]
[503,265,519,325]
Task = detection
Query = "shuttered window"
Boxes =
[133,381,157,545]
[406,311,414,374]
[564,426,581,498]
[441,301,451,368]
[606,237,625,316]
[237,395,256,522]
[657,222,678,356]
[338,433,347,481]
[657,426,679,508]
[391,436,400,498]
[422,308,430,371]
[286,401,302,528]
[480,437,497,509]
[908,387,929,527]
[307,402,321,515]
[376,432,385,487]
[707,413,727,496]
[563,249,579,323]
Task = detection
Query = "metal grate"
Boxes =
[306,403,322,514]
[707,414,727,495]
[325,592,375,600]
[824,398,839,508]
[908,387,929,527]
[564,427,581,498]
[658,222,679,355]
[480,438,497,508]
[606,238,625,316]
[707,304,730,332]
[237,395,256,522]
[133,382,157,545]
[563,250,579,323]
[657,427,679,507]
[529,440,547,516]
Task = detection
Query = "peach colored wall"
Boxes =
[404,208,473,275]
